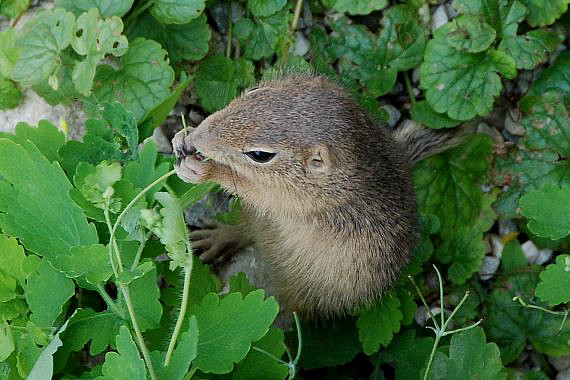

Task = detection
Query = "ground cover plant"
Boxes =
[0,0,569,379]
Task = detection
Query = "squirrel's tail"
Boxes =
[392,120,475,164]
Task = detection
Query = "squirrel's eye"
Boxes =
[244,150,276,163]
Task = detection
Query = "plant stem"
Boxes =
[404,71,416,108]
[164,264,193,366]
[290,0,304,34]
[131,231,152,271]
[121,284,158,380]
[423,333,441,380]
[226,1,233,59]
[96,284,124,318]
[110,170,177,245]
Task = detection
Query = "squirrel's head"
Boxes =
[175,74,407,217]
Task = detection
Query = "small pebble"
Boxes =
[505,109,525,136]
[479,256,500,280]
[498,219,518,237]
[521,240,553,265]
[432,5,449,31]
[444,3,459,19]
[489,234,504,258]
[412,68,421,83]
[557,368,570,380]
[382,104,401,128]
[294,32,310,56]
[549,355,570,372]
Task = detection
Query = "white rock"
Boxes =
[432,5,449,31]
[412,68,420,83]
[479,256,500,280]
[557,367,570,380]
[489,234,504,258]
[294,32,310,57]
[414,305,445,327]
[444,3,459,19]
[550,355,570,372]
[504,109,525,136]
[498,219,518,237]
[521,240,553,265]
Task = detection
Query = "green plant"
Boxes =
[0,0,568,379]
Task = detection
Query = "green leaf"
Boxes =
[299,317,361,369]
[127,12,210,64]
[98,326,147,380]
[536,254,570,305]
[375,329,433,380]
[518,0,568,26]
[55,0,134,17]
[410,101,462,129]
[413,134,493,239]
[356,293,403,355]
[445,15,496,53]
[436,193,496,284]
[484,275,570,363]
[101,101,139,160]
[520,184,570,239]
[248,0,287,17]
[0,120,65,163]
[529,51,570,96]
[330,0,387,15]
[195,55,254,112]
[33,56,81,106]
[0,235,27,286]
[123,140,170,202]
[494,92,569,218]
[452,0,527,39]
[26,260,75,328]
[237,11,290,60]
[193,290,279,374]
[428,327,505,380]
[71,8,129,96]
[12,8,75,86]
[231,327,288,380]
[59,119,121,174]
[501,240,527,272]
[123,265,162,331]
[150,0,205,24]
[54,309,123,371]
[0,321,15,362]
[420,17,516,120]
[228,272,258,297]
[499,29,561,70]
[92,38,174,121]
[138,74,192,140]
[0,77,22,110]
[0,0,29,19]
[0,139,98,261]
[52,244,113,285]
[116,261,154,285]
[142,192,191,270]
[27,312,74,380]
[0,27,21,78]
[78,160,122,209]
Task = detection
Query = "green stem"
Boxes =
[164,263,193,366]
[131,231,152,271]
[110,170,177,246]
[121,285,158,380]
[423,333,441,380]
[292,311,302,365]
[433,265,445,328]
[96,284,124,318]
[408,275,440,330]
[404,71,416,108]
[226,1,233,59]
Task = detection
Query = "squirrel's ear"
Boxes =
[306,144,335,177]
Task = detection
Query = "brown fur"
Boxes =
[175,74,427,319]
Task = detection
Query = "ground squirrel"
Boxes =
[173,73,464,319]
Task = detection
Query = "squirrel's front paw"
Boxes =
[172,129,207,183]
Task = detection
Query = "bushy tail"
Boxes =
[392,120,475,164]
